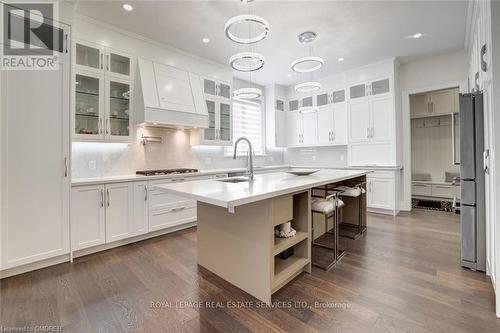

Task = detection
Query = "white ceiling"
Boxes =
[74,0,467,86]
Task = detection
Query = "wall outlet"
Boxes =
[88,160,96,170]
[204,157,212,165]
[340,155,345,161]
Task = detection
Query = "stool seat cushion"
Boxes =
[334,186,363,197]
[311,198,345,214]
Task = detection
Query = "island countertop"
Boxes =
[154,169,371,210]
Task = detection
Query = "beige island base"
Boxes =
[154,169,370,302]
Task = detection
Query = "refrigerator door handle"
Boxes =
[484,149,490,174]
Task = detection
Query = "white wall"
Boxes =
[400,50,468,210]
[400,50,468,91]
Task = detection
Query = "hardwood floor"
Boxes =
[1,209,498,332]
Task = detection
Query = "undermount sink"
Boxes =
[217,177,251,183]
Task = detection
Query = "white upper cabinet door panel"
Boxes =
[137,58,160,109]
[370,95,393,141]
[133,182,149,236]
[348,99,370,142]
[301,112,318,145]
[189,73,208,115]
[287,111,301,146]
[333,103,348,144]
[154,63,196,113]
[317,107,333,144]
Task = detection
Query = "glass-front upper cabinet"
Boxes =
[219,102,231,142]
[370,78,390,96]
[349,83,367,100]
[74,71,104,140]
[74,40,133,80]
[75,41,104,72]
[106,78,133,141]
[106,48,134,80]
[204,99,216,141]
[203,78,231,99]
[218,83,231,99]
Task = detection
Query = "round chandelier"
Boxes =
[234,87,262,99]
[224,14,270,44]
[294,81,322,93]
[229,52,265,72]
[291,56,325,73]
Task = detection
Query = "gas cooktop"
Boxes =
[136,168,198,176]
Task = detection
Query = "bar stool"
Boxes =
[311,187,346,271]
[333,182,367,240]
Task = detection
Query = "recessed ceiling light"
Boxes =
[202,37,210,43]
[405,32,426,39]
[122,3,133,11]
[338,57,344,62]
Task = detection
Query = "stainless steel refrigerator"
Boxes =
[459,92,486,272]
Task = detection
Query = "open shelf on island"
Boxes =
[273,231,308,256]
[272,237,310,293]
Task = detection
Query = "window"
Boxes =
[226,98,265,156]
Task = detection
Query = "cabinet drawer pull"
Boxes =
[100,189,104,207]
[106,189,110,206]
[435,186,451,189]
[64,157,68,177]
[100,53,103,69]
[106,54,110,71]
[171,207,186,212]
[144,185,148,201]
[413,184,428,187]
[171,178,185,182]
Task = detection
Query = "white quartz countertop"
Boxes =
[71,165,288,186]
[154,169,370,210]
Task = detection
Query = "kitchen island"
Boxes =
[155,169,370,302]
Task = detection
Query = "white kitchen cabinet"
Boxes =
[410,93,429,118]
[71,185,106,251]
[286,111,301,146]
[190,77,232,146]
[366,170,399,215]
[347,76,396,167]
[348,98,370,143]
[105,183,135,243]
[73,40,134,142]
[265,85,287,148]
[317,107,333,144]
[317,102,348,146]
[134,182,150,236]
[301,112,318,145]
[368,177,394,210]
[370,94,393,141]
[1,22,71,271]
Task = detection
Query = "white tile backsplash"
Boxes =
[284,146,348,167]
[72,127,285,178]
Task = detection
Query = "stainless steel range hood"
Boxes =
[135,58,208,129]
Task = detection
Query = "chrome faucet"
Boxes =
[233,137,254,181]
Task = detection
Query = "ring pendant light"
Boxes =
[291,56,325,73]
[234,87,262,99]
[294,81,322,93]
[229,52,265,72]
[224,14,270,44]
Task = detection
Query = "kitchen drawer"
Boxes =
[149,202,197,232]
[148,187,193,211]
[412,183,431,196]
[431,185,455,198]
[271,194,293,226]
[368,170,395,179]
